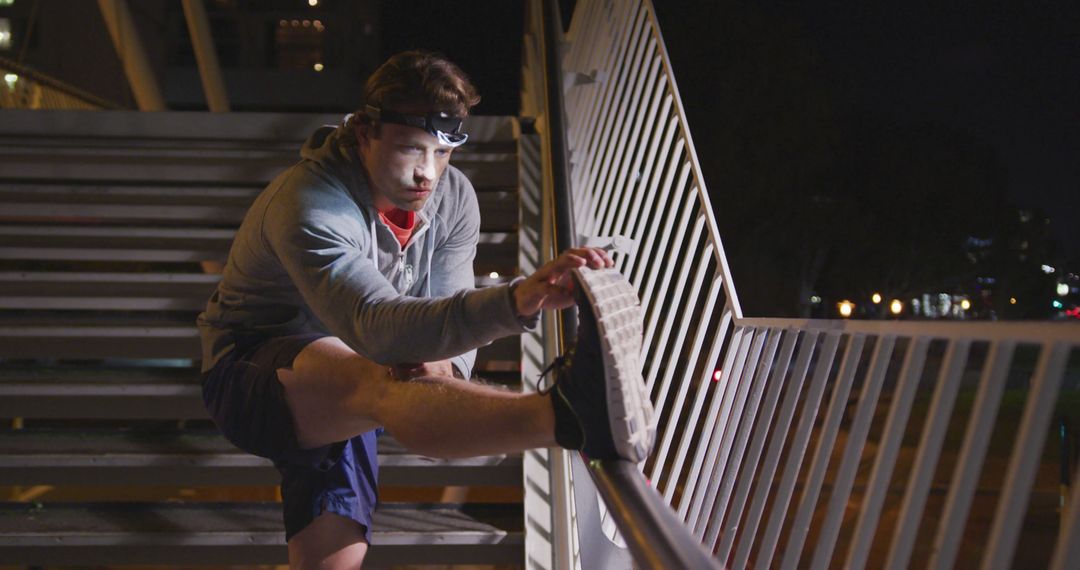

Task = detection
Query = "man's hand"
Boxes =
[390,360,457,380]
[513,247,614,319]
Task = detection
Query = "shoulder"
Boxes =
[437,164,480,214]
[263,166,368,239]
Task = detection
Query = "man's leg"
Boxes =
[287,512,368,569]
[278,336,556,459]
[278,338,554,569]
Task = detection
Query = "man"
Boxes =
[198,50,654,568]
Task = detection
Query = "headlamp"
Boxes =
[364,104,468,147]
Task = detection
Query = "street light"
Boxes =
[960,299,971,310]
[871,293,882,304]
[838,300,854,318]
[1058,283,1070,297]
[890,299,903,316]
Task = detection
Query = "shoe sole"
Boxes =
[572,267,656,462]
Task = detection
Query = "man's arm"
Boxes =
[263,182,525,365]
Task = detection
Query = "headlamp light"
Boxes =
[365,104,468,147]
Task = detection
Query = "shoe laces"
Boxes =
[534,349,575,395]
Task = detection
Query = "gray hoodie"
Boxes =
[197,122,527,378]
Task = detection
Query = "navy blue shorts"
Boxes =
[201,333,380,542]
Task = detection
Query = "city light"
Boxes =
[838,300,854,318]
[1010,297,1017,305]
[1057,283,1070,297]
[1052,300,1064,309]
[308,0,318,5]
[489,271,499,279]
[871,292,882,304]
[890,299,903,315]
[810,295,821,304]
[313,63,324,72]
[960,299,971,310]
[0,19,11,50]
[3,73,16,90]
[1041,264,1056,274]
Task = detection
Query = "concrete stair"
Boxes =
[0,110,525,566]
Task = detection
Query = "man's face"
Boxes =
[356,107,455,212]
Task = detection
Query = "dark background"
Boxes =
[383,0,1079,318]
[6,0,1076,319]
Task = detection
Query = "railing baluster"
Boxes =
[1050,457,1080,570]
[714,328,799,560]
[578,9,647,236]
[886,339,973,570]
[590,22,655,233]
[679,327,752,524]
[636,166,695,341]
[780,333,868,569]
[614,89,673,270]
[845,336,931,570]
[700,328,782,544]
[755,332,842,569]
[619,111,677,278]
[732,330,822,568]
[651,274,723,496]
[628,155,689,290]
[928,340,1016,570]
[688,328,771,528]
[642,220,706,393]
[600,58,663,239]
[668,308,734,512]
[980,342,1071,570]
[809,334,897,570]
[571,0,637,225]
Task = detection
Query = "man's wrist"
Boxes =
[507,278,540,326]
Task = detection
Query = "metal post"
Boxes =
[97,0,165,111]
[181,0,230,112]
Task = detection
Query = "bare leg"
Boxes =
[277,337,556,459]
[287,512,367,569]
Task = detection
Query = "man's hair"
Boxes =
[347,50,480,137]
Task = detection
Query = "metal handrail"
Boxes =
[0,55,121,110]
[538,1,721,568]
[535,0,1080,567]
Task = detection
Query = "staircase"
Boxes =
[0,109,527,566]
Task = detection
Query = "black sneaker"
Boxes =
[542,267,655,462]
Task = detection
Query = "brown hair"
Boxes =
[346,50,480,137]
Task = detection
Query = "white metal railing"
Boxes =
[537,0,1080,568]
[0,56,117,110]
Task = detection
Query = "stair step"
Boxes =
[0,225,517,270]
[0,111,519,187]
[0,271,514,311]
[0,185,518,230]
[0,501,523,566]
[0,429,521,487]
[0,356,521,419]
[0,313,522,362]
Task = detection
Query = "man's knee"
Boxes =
[285,337,391,422]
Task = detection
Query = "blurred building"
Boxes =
[1,0,381,112]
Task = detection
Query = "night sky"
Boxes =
[654,1,1080,257]
[382,1,1078,259]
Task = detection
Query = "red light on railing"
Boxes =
[713,370,722,382]
[1066,307,1080,319]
